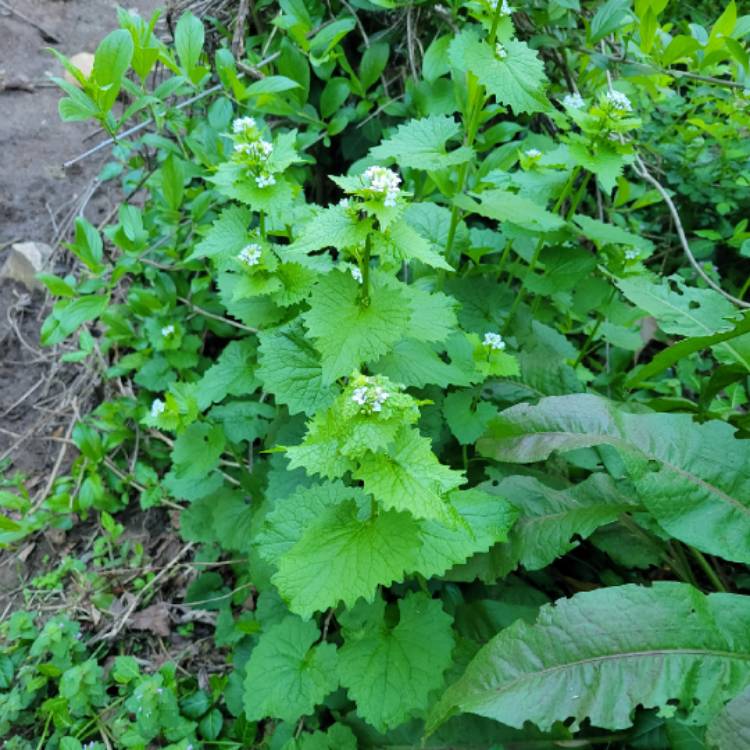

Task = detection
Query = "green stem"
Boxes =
[361,233,372,307]
[671,541,699,588]
[688,546,728,592]
[505,167,582,328]
[259,211,266,240]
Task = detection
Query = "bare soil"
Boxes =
[0,0,161,612]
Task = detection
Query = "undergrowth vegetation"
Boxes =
[2,0,750,747]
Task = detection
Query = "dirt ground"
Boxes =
[0,0,162,611]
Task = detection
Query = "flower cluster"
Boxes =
[604,90,633,114]
[238,243,262,267]
[524,148,542,160]
[363,166,401,207]
[624,249,639,261]
[231,116,276,189]
[488,0,514,14]
[351,378,390,414]
[483,331,506,351]
[150,398,165,418]
[161,324,175,337]
[562,92,585,110]
[495,43,508,60]
[350,265,363,284]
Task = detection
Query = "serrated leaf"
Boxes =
[478,394,750,564]
[456,190,566,233]
[369,116,473,171]
[257,324,337,415]
[338,593,454,732]
[372,339,475,388]
[574,214,654,254]
[354,427,464,523]
[303,271,412,383]
[191,206,251,260]
[286,204,372,259]
[375,220,453,270]
[272,501,422,618]
[428,583,750,733]
[243,616,338,721]
[450,32,548,114]
[405,286,459,343]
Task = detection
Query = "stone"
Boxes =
[63,52,95,87]
[0,241,54,291]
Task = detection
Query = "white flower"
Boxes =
[351,380,390,414]
[238,243,262,266]
[161,324,175,337]
[605,90,633,113]
[350,265,363,284]
[339,198,351,209]
[562,92,585,110]
[363,166,401,207]
[150,399,165,418]
[495,43,508,59]
[255,173,276,188]
[488,0,514,13]
[624,249,639,261]
[232,116,256,134]
[524,148,542,159]
[483,332,506,351]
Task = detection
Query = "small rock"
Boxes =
[63,52,94,87]
[0,241,53,291]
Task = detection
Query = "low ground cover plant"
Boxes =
[2,0,750,747]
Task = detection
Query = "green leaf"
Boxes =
[246,75,302,96]
[589,0,632,43]
[450,32,549,114]
[286,204,372,259]
[68,217,104,271]
[271,500,422,618]
[41,295,110,346]
[456,190,566,233]
[191,206,252,260]
[574,214,654,254]
[375,220,453,270]
[196,339,258,410]
[627,314,750,388]
[359,41,389,90]
[354,427,464,523]
[428,583,750,733]
[243,616,338,721]
[616,276,750,369]
[706,684,750,750]
[303,271,412,383]
[175,11,204,75]
[320,77,351,118]
[171,423,226,480]
[370,116,473,172]
[443,390,498,445]
[477,473,636,578]
[257,324,337,415]
[92,29,134,111]
[199,708,223,740]
[478,394,750,564]
[338,593,454,732]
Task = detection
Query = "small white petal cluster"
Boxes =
[363,166,401,207]
[150,398,165,418]
[605,90,633,113]
[232,120,276,189]
[339,197,351,209]
[238,243,262,266]
[524,148,542,159]
[350,265,363,284]
[495,43,508,59]
[161,324,175,337]
[488,0,514,14]
[483,331,506,351]
[351,381,390,414]
[232,116,256,134]
[624,249,639,261]
[562,92,585,110]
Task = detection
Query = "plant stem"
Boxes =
[361,233,372,306]
[688,546,728,592]
[259,211,266,240]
